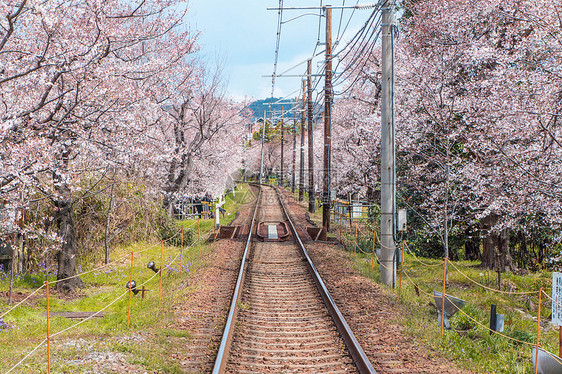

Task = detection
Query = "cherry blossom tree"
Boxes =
[332,0,562,271]
[398,0,562,269]
[0,0,198,291]
[332,52,382,203]
[158,64,250,212]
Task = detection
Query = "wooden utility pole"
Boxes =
[280,106,284,186]
[259,110,267,184]
[444,141,450,282]
[299,80,306,201]
[307,59,315,213]
[380,0,396,287]
[292,105,297,193]
[322,6,332,232]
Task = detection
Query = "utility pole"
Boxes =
[322,6,332,232]
[380,0,396,287]
[292,105,297,193]
[241,128,247,182]
[307,59,315,213]
[444,141,450,282]
[259,110,267,184]
[299,80,306,202]
[280,107,284,187]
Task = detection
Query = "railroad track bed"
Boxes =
[277,187,466,374]
[173,187,259,373]
[177,184,464,374]
[227,239,357,373]
[214,185,372,374]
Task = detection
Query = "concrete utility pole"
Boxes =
[280,107,284,186]
[307,59,315,213]
[259,110,267,184]
[322,6,332,232]
[380,0,396,287]
[299,80,306,201]
[292,106,297,193]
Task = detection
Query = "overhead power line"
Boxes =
[267,3,380,10]
[269,0,285,102]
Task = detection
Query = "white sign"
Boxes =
[552,272,562,326]
[352,204,363,218]
[398,209,407,232]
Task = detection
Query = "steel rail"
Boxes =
[212,184,376,374]
[211,184,262,374]
[274,186,377,374]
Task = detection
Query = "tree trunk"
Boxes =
[54,181,83,292]
[163,152,195,217]
[11,233,23,275]
[482,214,495,268]
[104,178,115,264]
[537,242,546,266]
[17,234,24,274]
[515,231,527,269]
[497,225,514,271]
[481,213,515,272]
[464,226,480,261]
[444,145,450,281]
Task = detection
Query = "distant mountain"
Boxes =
[246,98,324,123]
[247,98,299,121]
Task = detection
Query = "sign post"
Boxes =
[552,272,562,357]
[215,196,225,230]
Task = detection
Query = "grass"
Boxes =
[0,183,254,373]
[178,183,255,234]
[339,224,556,374]
[279,187,553,373]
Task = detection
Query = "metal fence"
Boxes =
[173,199,214,220]
[331,199,375,227]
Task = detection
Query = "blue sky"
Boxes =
[186,1,371,101]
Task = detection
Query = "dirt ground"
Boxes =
[58,185,470,373]
[50,187,259,374]
[170,186,258,373]
[278,188,470,374]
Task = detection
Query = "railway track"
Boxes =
[212,184,376,374]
